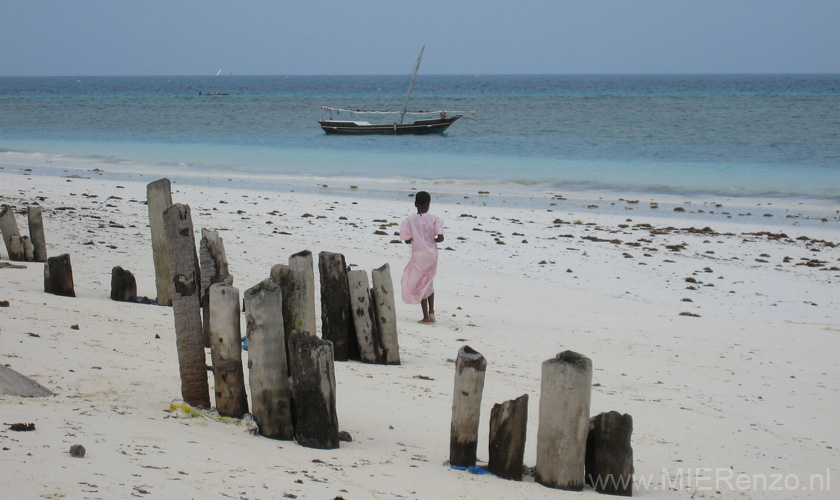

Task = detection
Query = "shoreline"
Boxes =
[1,155,838,498]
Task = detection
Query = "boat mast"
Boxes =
[400,45,424,124]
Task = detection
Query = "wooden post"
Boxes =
[270,264,309,374]
[43,254,75,297]
[347,270,382,363]
[27,206,48,262]
[200,228,233,347]
[288,250,317,337]
[371,263,399,365]
[318,251,358,361]
[22,236,35,262]
[0,206,22,261]
[147,178,173,306]
[488,394,529,481]
[163,203,210,409]
[536,350,592,491]
[450,345,487,467]
[110,266,137,302]
[207,284,249,418]
[585,411,634,496]
[9,235,25,261]
[289,332,339,450]
[244,280,294,440]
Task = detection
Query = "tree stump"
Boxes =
[450,345,487,467]
[27,206,48,262]
[200,228,233,347]
[244,280,294,440]
[163,203,210,409]
[147,178,174,306]
[9,235,25,261]
[288,250,317,337]
[318,251,357,361]
[371,264,400,365]
[289,333,339,449]
[536,350,593,491]
[208,284,249,418]
[347,270,382,364]
[110,266,137,302]
[488,394,529,480]
[270,264,309,369]
[44,254,75,297]
[585,411,634,496]
[0,206,22,261]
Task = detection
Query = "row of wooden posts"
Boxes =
[146,178,402,449]
[450,347,634,496]
[0,206,48,263]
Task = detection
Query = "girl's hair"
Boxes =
[415,191,431,205]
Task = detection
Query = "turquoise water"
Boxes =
[1,74,839,199]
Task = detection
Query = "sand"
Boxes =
[1,159,838,499]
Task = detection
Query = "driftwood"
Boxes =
[288,250,317,337]
[585,411,634,496]
[27,206,48,262]
[163,203,209,409]
[371,264,400,365]
[488,394,529,480]
[318,251,357,361]
[347,269,382,363]
[43,254,75,297]
[289,333,339,449]
[449,345,487,467]
[0,206,21,261]
[110,266,137,302]
[147,178,174,306]
[244,280,294,440]
[536,350,593,491]
[207,284,248,418]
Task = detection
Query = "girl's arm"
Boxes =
[435,234,444,243]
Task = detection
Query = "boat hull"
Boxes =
[319,116,461,135]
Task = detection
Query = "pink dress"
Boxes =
[400,212,444,304]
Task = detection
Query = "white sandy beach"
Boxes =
[1,159,838,499]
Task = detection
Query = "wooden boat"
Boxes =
[312,46,475,135]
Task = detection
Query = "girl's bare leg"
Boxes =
[420,298,431,324]
[427,293,436,323]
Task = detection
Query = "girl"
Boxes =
[400,191,444,324]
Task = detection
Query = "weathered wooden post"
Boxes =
[244,280,294,440]
[207,284,249,418]
[371,264,399,365]
[536,350,593,491]
[488,394,529,481]
[288,250,317,336]
[110,266,137,302]
[585,411,634,496]
[9,235,25,261]
[200,228,233,347]
[450,345,487,467]
[44,254,75,297]
[27,206,48,262]
[271,264,308,331]
[347,270,382,363]
[289,332,339,449]
[22,236,35,262]
[318,251,357,361]
[147,178,173,306]
[0,206,22,261]
[163,203,210,409]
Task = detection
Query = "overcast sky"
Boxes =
[2,1,838,76]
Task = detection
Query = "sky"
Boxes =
[2,1,838,76]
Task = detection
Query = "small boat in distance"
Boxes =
[312,46,476,135]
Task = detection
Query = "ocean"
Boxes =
[1,74,839,202]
